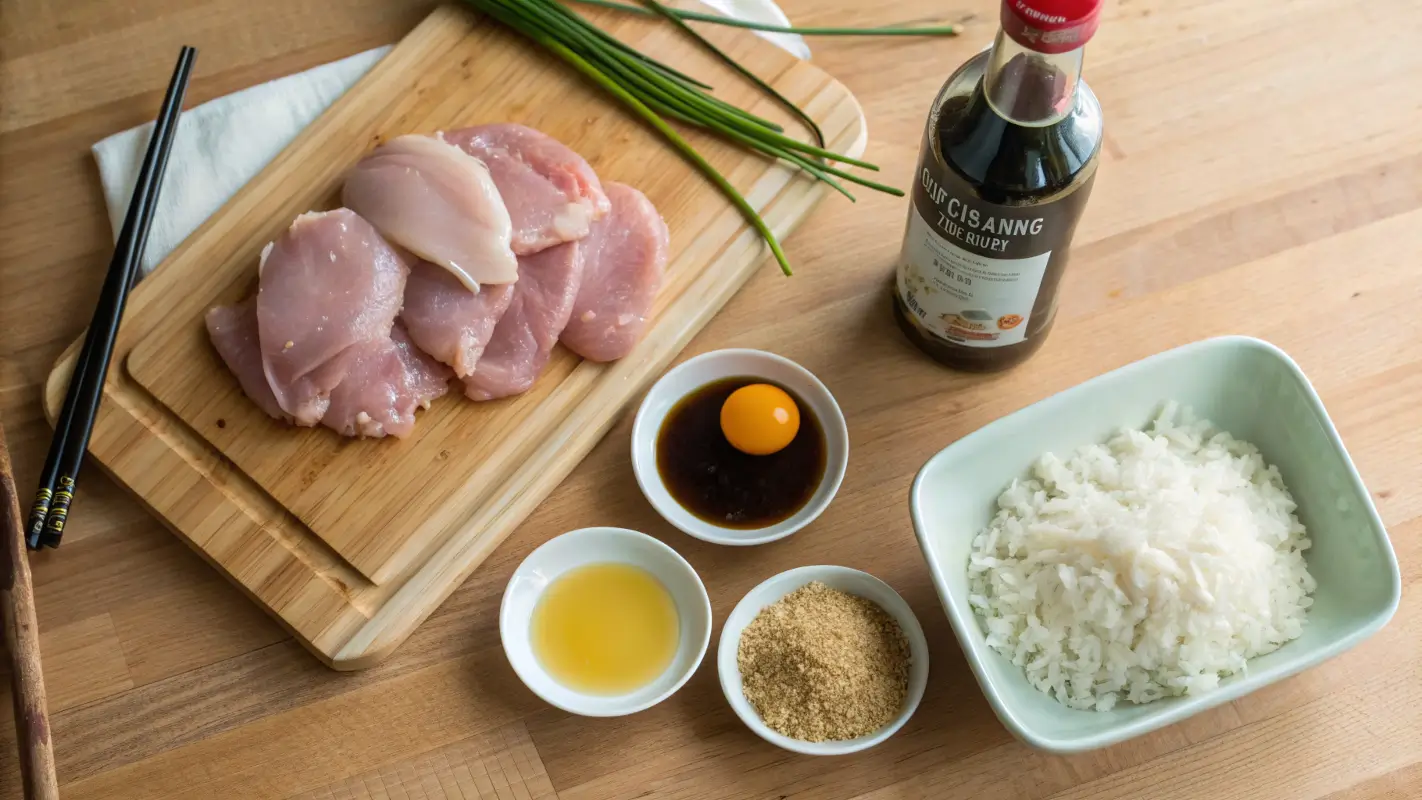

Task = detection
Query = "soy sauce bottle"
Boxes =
[894,0,1103,371]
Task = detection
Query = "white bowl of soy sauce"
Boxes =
[631,349,849,546]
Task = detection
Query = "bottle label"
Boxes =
[896,143,1074,348]
[897,207,1050,347]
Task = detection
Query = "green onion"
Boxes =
[633,0,824,147]
[463,0,906,275]
[571,0,961,36]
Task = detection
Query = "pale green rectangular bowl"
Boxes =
[910,336,1401,754]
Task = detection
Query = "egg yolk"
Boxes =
[720,383,800,455]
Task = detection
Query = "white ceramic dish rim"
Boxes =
[716,565,931,755]
[909,335,1403,754]
[631,348,850,546]
[499,526,713,717]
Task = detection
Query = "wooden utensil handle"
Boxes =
[0,422,60,799]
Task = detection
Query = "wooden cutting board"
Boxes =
[43,3,865,668]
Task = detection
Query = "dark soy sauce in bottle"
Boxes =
[894,0,1104,372]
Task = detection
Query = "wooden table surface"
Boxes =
[1,0,1419,797]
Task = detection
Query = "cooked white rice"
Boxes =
[967,402,1316,711]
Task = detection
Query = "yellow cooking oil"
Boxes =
[531,563,680,694]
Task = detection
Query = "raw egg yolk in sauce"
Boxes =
[719,383,800,455]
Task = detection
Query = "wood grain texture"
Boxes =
[42,2,866,668]
[287,721,557,800]
[1,0,1420,797]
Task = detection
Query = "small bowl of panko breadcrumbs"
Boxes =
[716,565,930,755]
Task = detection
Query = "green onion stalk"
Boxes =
[573,0,961,37]
[462,0,953,275]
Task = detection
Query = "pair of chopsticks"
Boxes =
[25,46,197,551]
[0,418,59,798]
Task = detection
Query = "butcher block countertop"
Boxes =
[0,0,1419,797]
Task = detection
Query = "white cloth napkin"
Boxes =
[92,4,808,277]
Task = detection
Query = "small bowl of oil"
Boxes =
[632,349,849,546]
[500,526,712,717]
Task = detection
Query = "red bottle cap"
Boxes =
[1000,0,1103,54]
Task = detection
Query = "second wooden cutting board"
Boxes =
[46,2,867,667]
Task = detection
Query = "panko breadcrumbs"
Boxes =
[736,581,910,742]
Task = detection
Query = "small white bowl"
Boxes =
[631,349,849,546]
[500,526,712,717]
[716,565,930,755]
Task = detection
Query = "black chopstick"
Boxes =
[26,46,197,550]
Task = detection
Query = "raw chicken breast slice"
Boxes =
[257,209,408,426]
[400,260,515,378]
[443,124,609,255]
[463,242,584,401]
[322,323,452,439]
[560,183,669,362]
[343,134,518,290]
[205,299,290,422]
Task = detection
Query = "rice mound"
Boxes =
[967,402,1317,711]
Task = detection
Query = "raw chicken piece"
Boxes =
[343,134,518,290]
[389,127,604,382]
[462,242,584,401]
[322,324,452,439]
[560,183,669,362]
[443,124,609,255]
[209,299,446,437]
[400,260,515,378]
[205,299,290,422]
[257,209,408,425]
